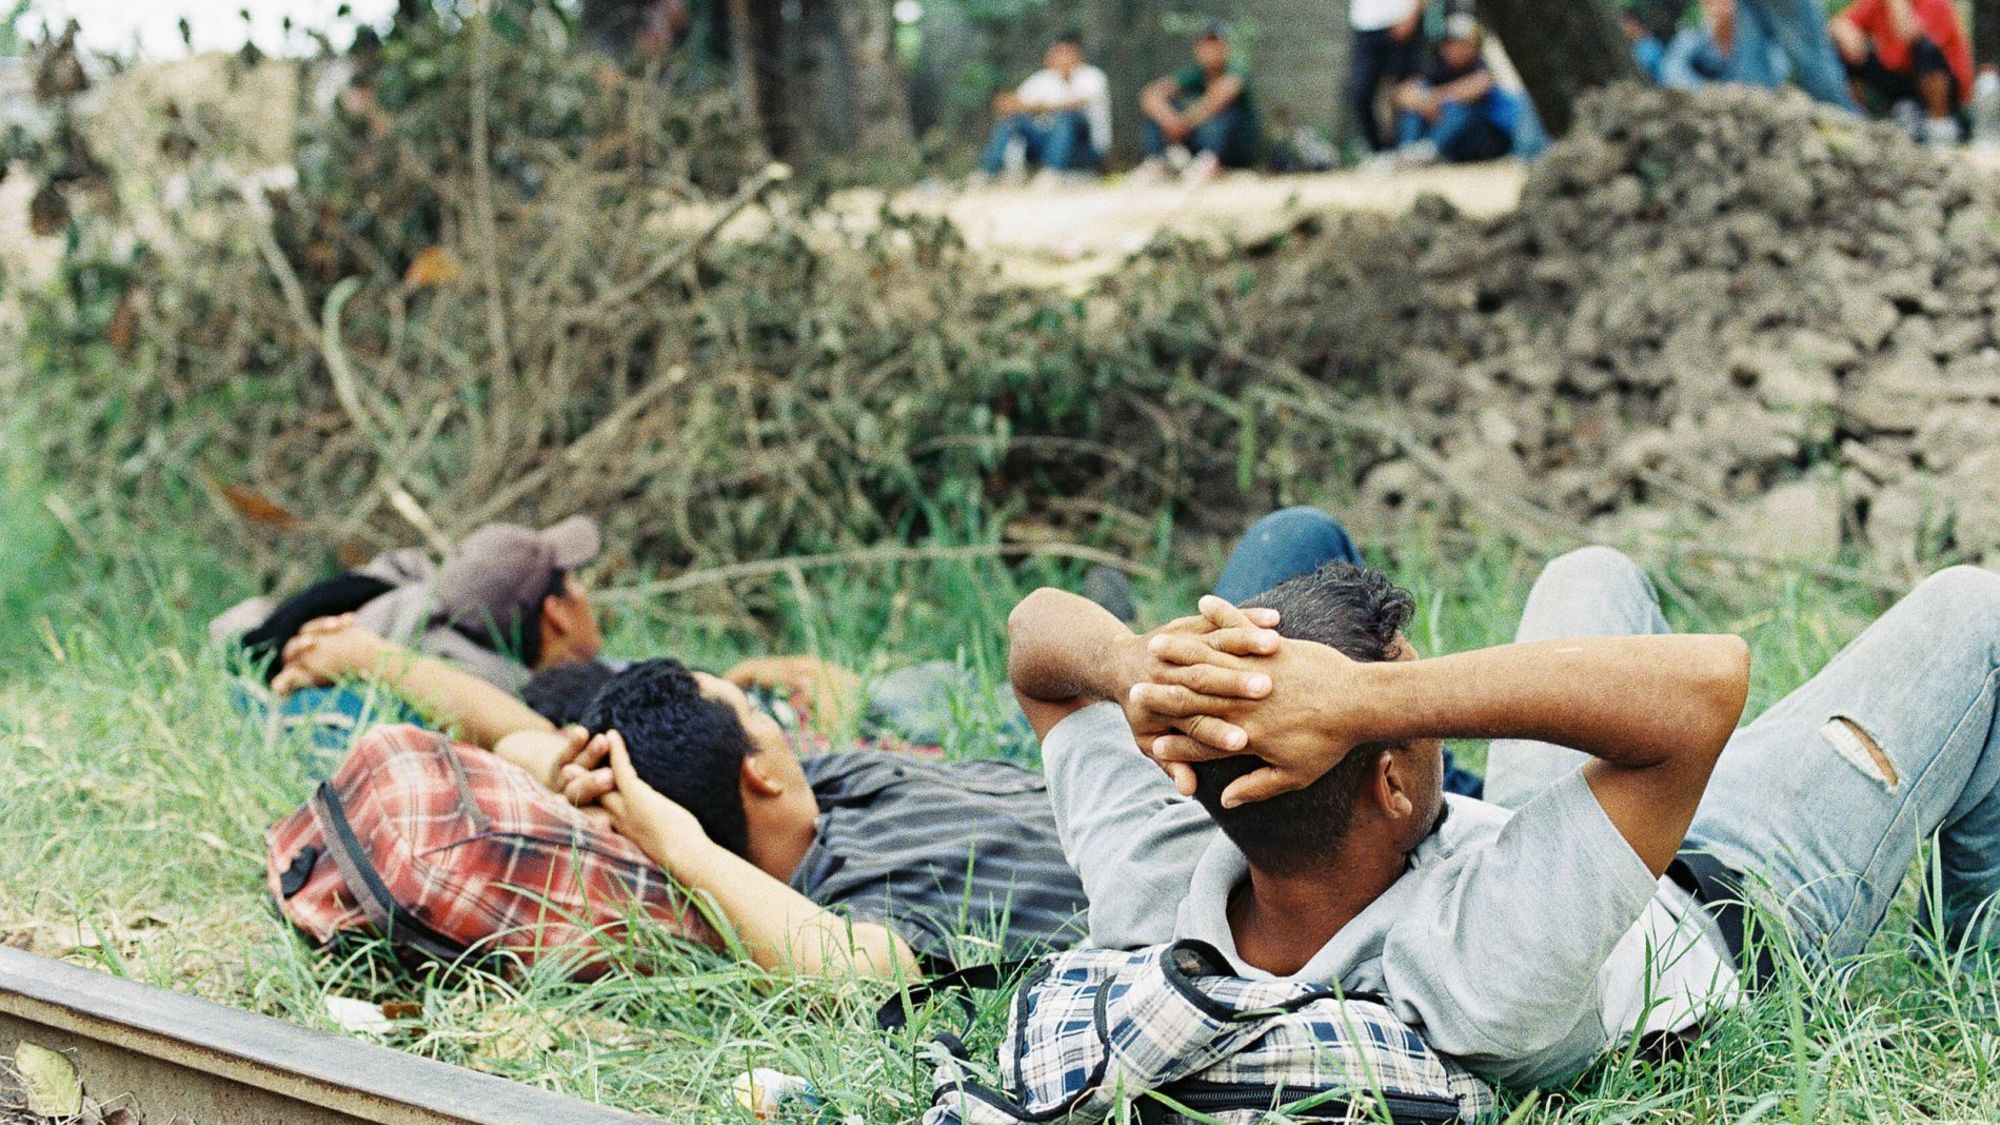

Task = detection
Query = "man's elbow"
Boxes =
[1694,635,1751,754]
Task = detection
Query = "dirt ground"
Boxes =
[884,161,1528,288]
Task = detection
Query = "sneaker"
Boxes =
[1395,139,1440,168]
[1921,114,1965,147]
[1130,157,1171,185]
[1890,99,1924,140]
[1030,167,1066,191]
[1083,565,1138,625]
[1182,151,1223,184]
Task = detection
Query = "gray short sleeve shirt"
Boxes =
[1041,702,1741,1089]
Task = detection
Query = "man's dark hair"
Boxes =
[581,659,758,857]
[1189,563,1416,874]
[1054,32,1082,48]
[522,658,618,727]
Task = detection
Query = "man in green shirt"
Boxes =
[1138,21,1260,181]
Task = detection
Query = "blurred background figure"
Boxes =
[1137,21,1259,183]
[976,35,1111,186]
[1829,0,1971,144]
[1349,0,1423,155]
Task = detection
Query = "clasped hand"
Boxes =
[552,727,707,865]
[1126,595,1365,808]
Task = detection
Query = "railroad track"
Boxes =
[0,946,655,1124]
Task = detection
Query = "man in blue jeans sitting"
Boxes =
[1392,15,1520,165]
[977,36,1112,184]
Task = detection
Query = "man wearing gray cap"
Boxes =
[224,516,605,697]
[350,516,605,692]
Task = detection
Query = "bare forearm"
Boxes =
[365,649,553,749]
[1185,77,1242,125]
[1886,0,1923,44]
[1355,635,1749,768]
[656,837,916,977]
[1433,71,1494,105]
[1007,588,1143,703]
[1140,81,1179,124]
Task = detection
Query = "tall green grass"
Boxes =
[1,461,1995,1122]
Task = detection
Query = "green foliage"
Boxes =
[9,454,2000,1121]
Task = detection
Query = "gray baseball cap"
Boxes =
[434,516,601,636]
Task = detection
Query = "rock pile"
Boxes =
[1334,83,2000,570]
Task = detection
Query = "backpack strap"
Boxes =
[875,958,1037,1032]
[309,781,480,967]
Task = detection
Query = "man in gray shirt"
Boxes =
[1009,544,2000,1088]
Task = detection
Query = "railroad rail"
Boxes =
[0,946,655,1123]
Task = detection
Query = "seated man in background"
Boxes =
[977,36,1112,185]
[1830,0,1970,144]
[1015,540,2000,1087]
[1137,21,1260,182]
[1392,15,1519,165]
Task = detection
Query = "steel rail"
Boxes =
[0,946,657,1123]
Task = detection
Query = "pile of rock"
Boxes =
[1333,83,2000,570]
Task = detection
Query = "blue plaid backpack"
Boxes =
[899,941,1495,1124]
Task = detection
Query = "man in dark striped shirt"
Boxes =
[558,659,1088,977]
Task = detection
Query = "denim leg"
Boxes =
[1397,109,1429,146]
[1732,0,1781,87]
[1213,507,1363,604]
[981,114,1051,174]
[1687,567,2000,961]
[1141,117,1169,158]
[980,116,1023,175]
[1188,106,1243,161]
[1428,102,1510,163]
[1041,111,1091,172]
[1740,0,1857,109]
[1483,547,1673,811]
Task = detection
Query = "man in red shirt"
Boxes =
[1830,0,1972,144]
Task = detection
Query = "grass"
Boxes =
[1,461,1997,1123]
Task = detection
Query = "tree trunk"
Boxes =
[724,0,762,128]
[831,0,914,161]
[1475,0,1638,138]
[1977,0,2000,72]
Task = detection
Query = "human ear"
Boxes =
[1375,748,1414,820]
[542,592,576,639]
[739,752,787,799]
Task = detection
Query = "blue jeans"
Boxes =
[1734,0,1857,110]
[1487,548,2000,960]
[980,111,1101,175]
[1397,100,1514,163]
[1141,104,1252,166]
[233,681,419,780]
[1210,507,1483,797]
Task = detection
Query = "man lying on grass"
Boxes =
[276,618,1087,978]
[1010,547,2000,1088]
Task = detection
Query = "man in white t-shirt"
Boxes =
[979,36,1111,181]
[1351,0,1423,153]
[1011,535,2000,1088]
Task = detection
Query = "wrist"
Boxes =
[1100,631,1151,702]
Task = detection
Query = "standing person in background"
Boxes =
[1733,0,1859,109]
[1348,0,1423,155]
[1829,0,1971,144]
[1136,21,1260,183]
[976,36,1113,185]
